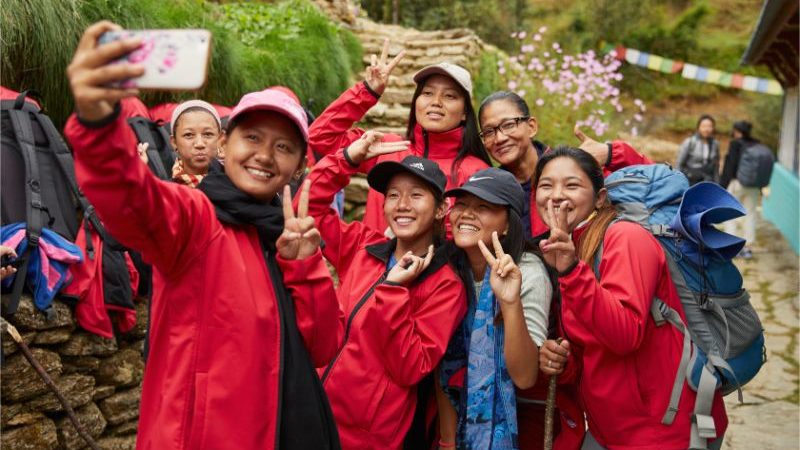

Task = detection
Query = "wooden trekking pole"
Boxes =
[543,338,563,450]
[1,318,101,450]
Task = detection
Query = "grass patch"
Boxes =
[1,0,362,127]
[473,51,506,107]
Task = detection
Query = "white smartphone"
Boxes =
[98,29,212,90]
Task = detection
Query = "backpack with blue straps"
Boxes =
[595,164,765,450]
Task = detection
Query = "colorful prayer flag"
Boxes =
[604,45,783,95]
[705,69,723,84]
[625,49,641,65]
[647,55,665,71]
[743,76,759,91]
[731,74,744,88]
[766,80,784,95]
[682,63,699,80]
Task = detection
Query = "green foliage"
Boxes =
[212,0,363,115]
[359,0,528,51]
[566,0,708,59]
[749,94,782,149]
[218,2,303,44]
[624,3,708,59]
[473,52,506,107]
[0,0,362,127]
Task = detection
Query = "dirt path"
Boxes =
[721,215,800,449]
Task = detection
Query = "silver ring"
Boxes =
[547,360,552,368]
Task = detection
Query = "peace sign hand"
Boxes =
[276,180,320,260]
[539,199,578,273]
[478,231,522,306]
[365,38,406,96]
[386,245,434,285]
[344,130,410,165]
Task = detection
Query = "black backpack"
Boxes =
[736,142,775,188]
[0,90,133,316]
[127,116,176,180]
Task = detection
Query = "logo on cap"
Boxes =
[410,163,425,171]
[469,176,493,182]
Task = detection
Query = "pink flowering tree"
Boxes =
[498,27,646,143]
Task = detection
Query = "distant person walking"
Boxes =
[721,121,775,259]
[676,114,720,185]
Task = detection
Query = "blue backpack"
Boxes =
[596,164,765,450]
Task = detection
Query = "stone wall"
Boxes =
[2,296,148,450]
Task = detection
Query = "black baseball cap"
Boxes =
[444,167,525,216]
[367,156,447,197]
[732,120,752,137]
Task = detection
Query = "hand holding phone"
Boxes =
[68,21,143,121]
[98,29,212,90]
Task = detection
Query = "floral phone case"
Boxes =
[98,29,212,90]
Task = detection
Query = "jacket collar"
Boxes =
[692,133,716,146]
[365,237,450,285]
[533,139,549,156]
[412,123,464,160]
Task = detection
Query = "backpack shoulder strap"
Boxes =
[4,108,48,316]
[35,109,118,248]
[594,224,696,432]
[127,117,170,180]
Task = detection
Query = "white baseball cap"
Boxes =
[413,62,473,96]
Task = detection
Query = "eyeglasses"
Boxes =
[479,116,530,141]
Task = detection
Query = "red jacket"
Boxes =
[308,82,489,234]
[65,101,340,450]
[306,149,468,449]
[558,221,727,449]
[526,141,654,238]
[63,220,140,338]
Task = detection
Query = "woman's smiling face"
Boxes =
[479,98,537,167]
[535,156,605,232]
[449,193,509,249]
[414,74,466,133]
[221,111,305,202]
[383,172,444,243]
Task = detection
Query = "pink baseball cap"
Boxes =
[228,88,309,141]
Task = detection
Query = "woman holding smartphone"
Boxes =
[65,22,341,450]
[308,40,490,235]
[304,131,467,449]
[437,168,553,449]
[534,146,727,449]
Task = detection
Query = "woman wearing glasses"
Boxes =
[477,91,651,240]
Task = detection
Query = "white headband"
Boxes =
[170,100,222,134]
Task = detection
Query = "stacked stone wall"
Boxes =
[2,297,147,450]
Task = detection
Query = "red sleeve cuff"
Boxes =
[276,248,325,281]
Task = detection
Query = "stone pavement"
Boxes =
[722,215,799,449]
